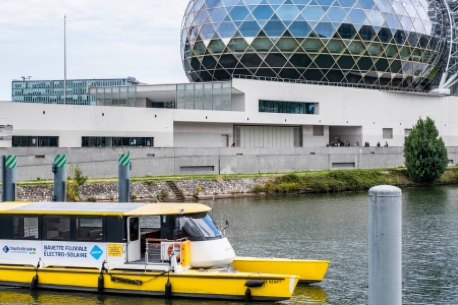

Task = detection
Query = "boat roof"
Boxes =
[0,202,211,216]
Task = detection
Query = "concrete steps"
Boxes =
[166,181,185,201]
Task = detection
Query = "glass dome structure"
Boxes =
[181,0,449,90]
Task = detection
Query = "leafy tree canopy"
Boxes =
[404,117,448,182]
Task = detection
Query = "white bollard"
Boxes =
[368,185,402,305]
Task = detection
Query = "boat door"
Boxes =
[127,217,141,262]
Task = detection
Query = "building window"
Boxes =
[44,217,70,240]
[259,100,316,114]
[383,128,393,139]
[294,127,303,146]
[176,81,232,111]
[82,137,153,147]
[14,216,39,239]
[313,125,324,136]
[12,136,58,147]
[233,126,241,147]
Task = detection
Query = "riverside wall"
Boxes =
[1,146,457,181]
[0,178,271,202]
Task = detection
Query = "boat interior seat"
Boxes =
[47,230,60,239]
[61,230,70,239]
[89,229,103,240]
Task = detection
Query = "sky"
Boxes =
[0,0,190,101]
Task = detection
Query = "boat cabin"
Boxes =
[0,202,235,271]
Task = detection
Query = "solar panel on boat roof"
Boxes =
[11,202,146,213]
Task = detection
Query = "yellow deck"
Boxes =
[232,256,330,284]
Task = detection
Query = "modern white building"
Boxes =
[1,77,457,149]
[3,0,458,151]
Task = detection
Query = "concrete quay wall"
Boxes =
[1,146,457,181]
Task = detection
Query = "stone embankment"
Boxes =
[0,178,271,202]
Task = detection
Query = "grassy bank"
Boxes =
[5,167,458,199]
[250,167,458,194]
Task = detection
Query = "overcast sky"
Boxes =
[0,0,190,101]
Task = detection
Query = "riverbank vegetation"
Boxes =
[5,167,458,202]
[251,167,458,194]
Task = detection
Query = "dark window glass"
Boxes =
[378,28,392,43]
[76,218,103,241]
[265,53,287,67]
[259,100,316,114]
[338,24,357,39]
[14,216,39,239]
[44,217,70,240]
[12,136,58,147]
[129,218,139,241]
[241,53,262,67]
[359,25,376,40]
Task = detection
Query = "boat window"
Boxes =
[140,216,160,229]
[129,217,139,241]
[176,212,223,241]
[14,216,39,239]
[76,217,103,241]
[43,217,70,240]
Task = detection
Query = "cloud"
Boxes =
[0,0,190,101]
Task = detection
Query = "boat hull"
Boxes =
[232,256,330,284]
[0,264,298,301]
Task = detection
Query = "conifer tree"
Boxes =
[404,117,448,182]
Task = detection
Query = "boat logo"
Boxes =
[2,246,9,253]
[90,245,103,260]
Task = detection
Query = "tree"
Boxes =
[404,117,448,182]
[67,165,88,201]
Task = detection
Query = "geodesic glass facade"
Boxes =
[181,0,449,90]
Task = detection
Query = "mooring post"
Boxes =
[1,155,17,202]
[118,153,131,202]
[368,185,402,305]
[52,154,67,202]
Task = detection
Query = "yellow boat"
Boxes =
[0,201,327,301]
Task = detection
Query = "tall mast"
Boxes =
[64,15,67,105]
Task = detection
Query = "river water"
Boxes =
[1,186,458,304]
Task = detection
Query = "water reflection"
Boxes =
[2,186,458,304]
[0,286,327,305]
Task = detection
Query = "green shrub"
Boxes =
[251,183,264,193]
[276,182,298,193]
[264,181,274,193]
[160,188,169,199]
[67,165,88,202]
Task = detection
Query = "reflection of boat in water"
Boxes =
[290,285,328,304]
[0,202,329,302]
